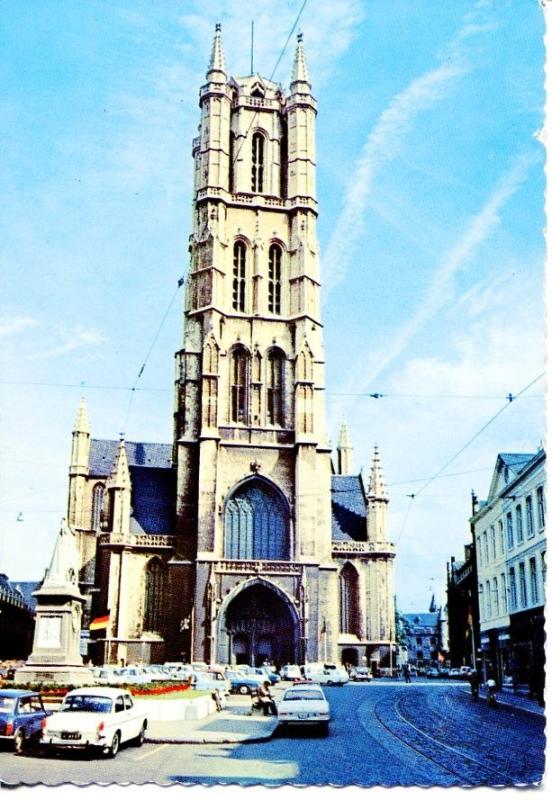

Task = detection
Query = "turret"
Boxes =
[197,23,231,193]
[106,437,132,536]
[286,33,317,203]
[336,421,353,475]
[367,445,389,542]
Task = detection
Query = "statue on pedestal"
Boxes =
[15,519,93,685]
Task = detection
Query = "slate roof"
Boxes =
[331,474,367,541]
[10,581,41,611]
[129,466,176,535]
[89,439,173,476]
[499,453,535,473]
[0,575,38,610]
[402,612,440,630]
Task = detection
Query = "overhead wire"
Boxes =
[394,371,545,544]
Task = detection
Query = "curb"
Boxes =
[144,729,277,745]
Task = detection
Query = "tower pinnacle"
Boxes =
[290,32,311,88]
[336,421,353,475]
[368,445,387,500]
[207,22,226,78]
[73,397,90,435]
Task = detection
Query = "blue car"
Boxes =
[225,671,264,695]
[0,690,50,753]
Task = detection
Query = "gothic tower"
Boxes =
[173,27,335,665]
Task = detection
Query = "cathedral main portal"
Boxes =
[217,582,299,667]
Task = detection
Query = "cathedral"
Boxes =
[65,27,396,670]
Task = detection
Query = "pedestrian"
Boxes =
[402,663,411,683]
[469,668,480,699]
[257,680,277,716]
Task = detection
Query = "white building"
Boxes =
[471,448,546,702]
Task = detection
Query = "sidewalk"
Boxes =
[461,687,545,716]
[145,694,279,744]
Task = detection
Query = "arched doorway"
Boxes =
[217,580,299,668]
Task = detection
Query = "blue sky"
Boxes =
[1,0,545,612]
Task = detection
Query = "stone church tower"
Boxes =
[63,27,395,670]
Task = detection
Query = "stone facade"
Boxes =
[471,449,546,701]
[63,28,396,670]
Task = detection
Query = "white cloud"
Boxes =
[0,315,39,338]
[30,325,107,360]
[322,6,499,300]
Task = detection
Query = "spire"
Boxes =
[368,445,387,500]
[336,421,353,475]
[207,22,226,78]
[429,593,437,613]
[73,397,90,434]
[111,436,131,489]
[291,32,310,86]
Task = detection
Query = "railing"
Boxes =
[219,427,293,445]
[215,560,300,575]
[331,541,396,555]
[98,533,176,549]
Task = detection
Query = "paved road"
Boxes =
[0,682,545,788]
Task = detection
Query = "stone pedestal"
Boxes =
[15,519,93,685]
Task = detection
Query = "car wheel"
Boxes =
[319,722,329,737]
[133,722,147,747]
[105,731,120,759]
[13,729,25,755]
[238,685,249,695]
[326,680,334,686]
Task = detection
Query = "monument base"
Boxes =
[14,665,94,686]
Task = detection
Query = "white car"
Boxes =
[277,683,330,734]
[301,663,349,686]
[41,687,148,758]
[281,664,302,681]
[350,667,372,682]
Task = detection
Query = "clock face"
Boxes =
[36,616,62,648]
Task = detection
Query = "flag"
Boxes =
[90,613,110,631]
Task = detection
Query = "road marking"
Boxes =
[134,743,169,760]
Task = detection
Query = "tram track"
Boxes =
[370,688,535,786]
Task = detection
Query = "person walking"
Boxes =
[469,668,480,699]
[402,663,412,684]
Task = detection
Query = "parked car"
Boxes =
[426,667,440,678]
[277,682,330,735]
[243,667,280,685]
[115,666,151,685]
[0,690,50,753]
[448,668,461,678]
[41,687,148,758]
[225,671,264,695]
[280,664,302,681]
[350,667,372,682]
[301,663,349,686]
[191,670,230,699]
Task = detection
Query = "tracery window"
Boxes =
[232,241,246,312]
[230,346,248,423]
[340,563,359,634]
[92,483,105,530]
[251,132,265,193]
[224,479,290,560]
[144,558,167,633]
[268,244,282,314]
[266,349,285,426]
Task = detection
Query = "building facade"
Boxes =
[401,599,448,669]
[446,543,479,669]
[64,29,396,670]
[471,449,546,701]
[0,574,36,659]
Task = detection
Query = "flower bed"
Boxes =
[5,681,193,698]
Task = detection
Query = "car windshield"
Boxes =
[61,695,113,713]
[284,690,324,702]
[0,697,16,712]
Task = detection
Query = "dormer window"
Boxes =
[252,132,265,193]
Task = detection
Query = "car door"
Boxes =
[123,693,140,739]
[28,695,47,739]
[113,694,131,743]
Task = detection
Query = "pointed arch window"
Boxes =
[91,483,105,530]
[230,346,249,423]
[224,479,290,560]
[251,132,265,193]
[267,349,285,426]
[268,244,282,314]
[232,241,246,312]
[144,558,167,633]
[340,563,359,634]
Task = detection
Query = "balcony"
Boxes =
[213,559,300,575]
[331,540,396,557]
[98,533,176,550]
